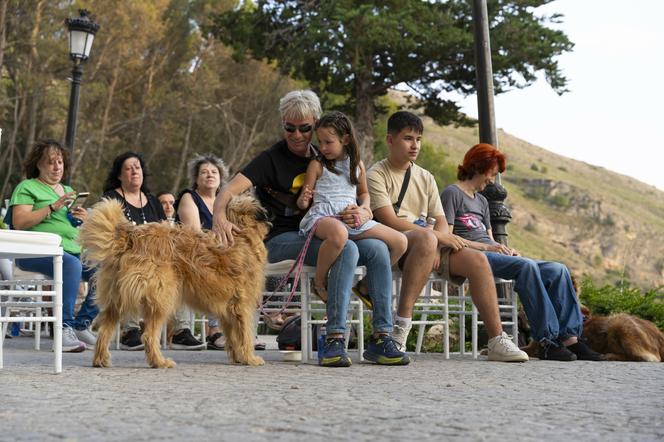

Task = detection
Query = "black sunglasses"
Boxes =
[283,123,313,133]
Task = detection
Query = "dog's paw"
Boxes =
[151,358,176,369]
[246,355,265,366]
[92,356,111,368]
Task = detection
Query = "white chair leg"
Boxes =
[53,254,63,374]
[471,303,478,359]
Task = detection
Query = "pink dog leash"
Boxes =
[260,213,361,322]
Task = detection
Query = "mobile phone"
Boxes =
[67,192,90,210]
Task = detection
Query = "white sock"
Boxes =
[394,315,412,327]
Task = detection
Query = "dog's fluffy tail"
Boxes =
[78,198,130,267]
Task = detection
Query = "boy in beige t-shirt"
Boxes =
[367,111,528,362]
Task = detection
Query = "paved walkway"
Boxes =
[1,335,663,442]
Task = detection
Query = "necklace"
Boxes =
[120,188,147,225]
[37,176,62,194]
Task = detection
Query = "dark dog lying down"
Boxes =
[580,306,664,362]
[521,307,664,362]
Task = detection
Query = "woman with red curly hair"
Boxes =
[441,143,605,361]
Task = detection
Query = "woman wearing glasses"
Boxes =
[212,90,408,367]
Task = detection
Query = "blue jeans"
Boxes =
[484,253,582,343]
[266,231,393,335]
[16,252,98,330]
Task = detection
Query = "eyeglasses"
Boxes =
[283,123,313,133]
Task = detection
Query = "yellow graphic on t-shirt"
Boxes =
[290,173,306,194]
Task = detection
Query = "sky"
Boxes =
[455,0,664,191]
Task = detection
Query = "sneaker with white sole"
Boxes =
[58,325,86,353]
[487,332,529,362]
[391,320,413,352]
[74,325,97,350]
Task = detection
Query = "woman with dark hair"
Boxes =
[9,139,97,352]
[441,143,605,361]
[102,151,170,350]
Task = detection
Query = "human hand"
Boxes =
[53,192,76,211]
[432,245,442,271]
[340,204,371,229]
[69,206,88,221]
[486,243,513,255]
[439,233,466,252]
[213,217,241,248]
[297,184,314,210]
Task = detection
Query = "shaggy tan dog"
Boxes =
[79,196,269,368]
[580,306,664,362]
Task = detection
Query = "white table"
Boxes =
[0,230,63,373]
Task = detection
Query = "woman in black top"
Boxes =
[102,151,205,351]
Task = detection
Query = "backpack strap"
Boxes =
[393,164,412,215]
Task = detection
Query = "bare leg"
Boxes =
[448,248,502,338]
[397,229,438,317]
[351,224,408,265]
[311,217,349,301]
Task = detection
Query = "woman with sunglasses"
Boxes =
[212,90,408,368]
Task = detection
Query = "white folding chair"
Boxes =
[263,260,365,363]
[5,266,51,350]
[392,270,450,357]
[460,277,519,358]
[0,230,63,373]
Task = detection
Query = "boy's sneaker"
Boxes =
[319,337,352,367]
[539,341,577,361]
[567,340,607,361]
[59,325,86,353]
[364,334,410,365]
[391,320,412,352]
[170,328,206,350]
[74,325,97,350]
[487,332,529,362]
[120,327,144,351]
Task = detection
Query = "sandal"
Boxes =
[206,332,226,350]
[352,277,373,310]
[264,313,286,331]
[313,284,328,303]
[254,337,266,351]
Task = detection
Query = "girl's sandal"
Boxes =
[313,284,328,303]
[264,313,286,331]
[352,277,373,310]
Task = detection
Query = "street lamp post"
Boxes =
[64,9,99,184]
[472,0,511,245]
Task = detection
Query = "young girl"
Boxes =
[297,111,407,301]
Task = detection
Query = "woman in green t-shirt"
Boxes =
[10,140,97,353]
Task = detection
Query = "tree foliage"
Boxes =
[0,0,296,200]
[209,0,573,163]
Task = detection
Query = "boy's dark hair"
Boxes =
[387,111,424,136]
[315,111,360,185]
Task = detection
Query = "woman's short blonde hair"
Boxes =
[279,90,322,122]
[187,154,229,190]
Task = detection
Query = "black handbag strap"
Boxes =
[393,164,411,214]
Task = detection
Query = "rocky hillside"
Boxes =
[420,116,664,288]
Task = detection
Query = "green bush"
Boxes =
[580,278,664,330]
[530,163,539,172]
[550,194,570,208]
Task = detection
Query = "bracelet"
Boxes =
[48,204,55,213]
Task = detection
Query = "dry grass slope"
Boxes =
[419,116,664,287]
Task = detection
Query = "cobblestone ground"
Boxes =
[1,335,663,442]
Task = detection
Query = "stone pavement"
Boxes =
[1,335,663,442]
